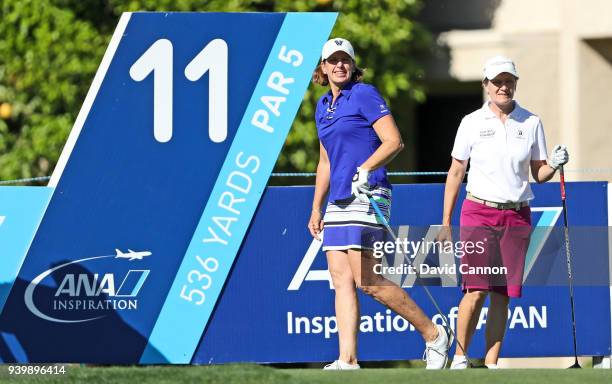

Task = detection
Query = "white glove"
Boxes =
[549,145,569,170]
[351,167,372,203]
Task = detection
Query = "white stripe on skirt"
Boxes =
[322,187,391,251]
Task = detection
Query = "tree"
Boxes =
[0,0,430,181]
[0,0,107,180]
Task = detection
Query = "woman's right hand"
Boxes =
[436,225,453,248]
[308,210,324,241]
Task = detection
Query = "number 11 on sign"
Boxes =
[129,38,228,143]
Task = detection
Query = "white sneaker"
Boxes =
[423,324,453,369]
[450,355,468,370]
[323,360,361,370]
[485,364,499,369]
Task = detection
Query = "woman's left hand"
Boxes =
[549,145,569,169]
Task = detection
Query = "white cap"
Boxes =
[321,38,355,61]
[483,55,519,80]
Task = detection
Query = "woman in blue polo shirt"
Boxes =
[308,38,451,370]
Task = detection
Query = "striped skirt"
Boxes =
[322,187,391,252]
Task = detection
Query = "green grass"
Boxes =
[0,364,611,384]
[288,368,612,384]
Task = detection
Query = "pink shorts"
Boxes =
[459,199,531,298]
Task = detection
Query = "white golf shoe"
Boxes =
[323,360,361,370]
[423,324,453,369]
[450,355,469,369]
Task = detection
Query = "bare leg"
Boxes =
[454,290,488,356]
[484,292,509,365]
[326,250,359,364]
[347,249,438,342]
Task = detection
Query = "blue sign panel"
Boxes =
[0,187,52,314]
[0,182,609,363]
[0,12,336,363]
[192,182,610,363]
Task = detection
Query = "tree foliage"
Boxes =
[0,0,106,179]
[0,0,430,181]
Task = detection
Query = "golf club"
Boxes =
[368,196,474,368]
[559,166,581,369]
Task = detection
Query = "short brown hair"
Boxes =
[312,61,365,86]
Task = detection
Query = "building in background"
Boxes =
[414,0,612,182]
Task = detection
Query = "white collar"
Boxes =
[481,101,524,120]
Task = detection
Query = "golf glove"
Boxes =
[351,167,372,203]
[549,145,569,170]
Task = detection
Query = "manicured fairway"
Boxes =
[1,364,611,383]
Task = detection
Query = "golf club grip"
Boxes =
[369,197,390,227]
[559,166,566,201]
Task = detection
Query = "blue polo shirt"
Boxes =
[315,82,392,202]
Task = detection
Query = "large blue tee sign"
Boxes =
[0,12,336,364]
